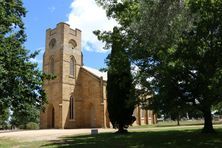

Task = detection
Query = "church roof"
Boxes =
[82,66,107,81]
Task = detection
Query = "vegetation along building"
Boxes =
[40,22,156,129]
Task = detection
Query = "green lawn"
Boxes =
[131,120,222,128]
[1,126,222,148]
[41,128,222,148]
[0,139,48,148]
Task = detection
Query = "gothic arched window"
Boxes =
[70,56,75,76]
[69,96,74,120]
[49,38,56,49]
[50,57,55,74]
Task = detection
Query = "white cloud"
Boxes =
[67,0,117,53]
[30,57,42,65]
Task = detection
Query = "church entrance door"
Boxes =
[52,107,55,128]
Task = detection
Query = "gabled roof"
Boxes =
[82,66,107,81]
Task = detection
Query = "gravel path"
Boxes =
[0,128,114,142]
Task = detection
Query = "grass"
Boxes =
[130,120,222,128]
[39,125,222,148]
[42,127,222,148]
[0,124,222,148]
[0,138,48,148]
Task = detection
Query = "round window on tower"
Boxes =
[69,39,77,50]
[49,38,56,49]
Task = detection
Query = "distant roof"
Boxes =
[82,66,107,81]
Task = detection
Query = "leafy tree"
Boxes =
[212,102,222,114]
[10,104,40,128]
[105,27,136,133]
[96,0,190,126]
[0,0,50,126]
[172,0,222,133]
[96,0,222,134]
[132,0,192,127]
[0,106,9,129]
[134,0,222,133]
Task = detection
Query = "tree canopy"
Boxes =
[0,0,50,127]
[95,0,222,133]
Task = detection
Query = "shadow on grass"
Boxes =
[130,121,222,129]
[42,129,222,148]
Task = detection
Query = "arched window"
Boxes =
[69,96,74,120]
[50,57,54,74]
[49,38,56,49]
[70,57,75,76]
[68,39,77,50]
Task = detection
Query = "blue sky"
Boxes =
[23,0,116,70]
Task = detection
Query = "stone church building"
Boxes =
[40,22,156,129]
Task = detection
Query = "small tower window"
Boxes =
[69,96,74,120]
[50,57,55,74]
[49,38,56,49]
[70,56,75,76]
[69,39,77,50]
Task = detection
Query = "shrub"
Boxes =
[25,122,39,130]
[18,124,25,129]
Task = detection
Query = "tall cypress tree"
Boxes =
[107,27,136,133]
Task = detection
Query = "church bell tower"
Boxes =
[40,22,82,128]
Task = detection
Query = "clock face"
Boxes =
[49,38,56,49]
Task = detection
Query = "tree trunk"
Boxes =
[177,114,180,126]
[117,124,128,134]
[202,107,215,133]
